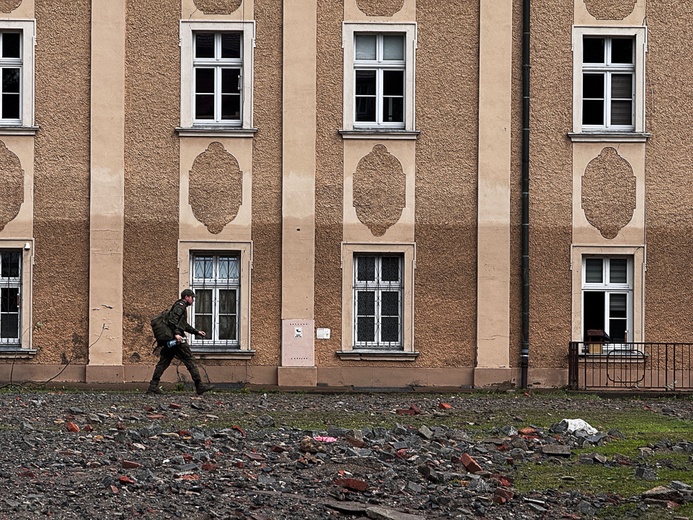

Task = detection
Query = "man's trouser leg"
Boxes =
[149,348,174,390]
[176,344,202,387]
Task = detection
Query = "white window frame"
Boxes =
[180,21,255,131]
[0,249,22,347]
[572,26,646,135]
[581,255,633,349]
[178,241,253,358]
[342,23,417,133]
[339,243,417,361]
[0,20,34,129]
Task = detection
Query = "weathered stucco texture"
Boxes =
[583,0,637,20]
[643,1,693,341]
[414,1,480,369]
[314,1,345,367]
[123,0,182,365]
[355,0,404,17]
[33,0,92,364]
[0,0,21,14]
[0,141,23,231]
[189,142,243,234]
[581,147,636,239]
[528,0,574,370]
[353,144,406,237]
[193,0,242,14]
[249,0,284,368]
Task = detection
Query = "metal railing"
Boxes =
[569,342,693,391]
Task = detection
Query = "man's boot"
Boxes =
[196,383,214,395]
[147,383,163,394]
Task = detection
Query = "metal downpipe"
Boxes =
[520,0,531,389]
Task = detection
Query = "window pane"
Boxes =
[356,97,375,122]
[219,315,237,340]
[0,314,18,339]
[609,319,627,343]
[221,68,240,93]
[611,74,632,99]
[609,259,627,284]
[195,290,213,313]
[583,37,605,63]
[585,258,603,283]
[355,70,376,95]
[611,38,633,64]
[383,97,403,123]
[381,291,400,316]
[219,289,237,314]
[2,33,20,59]
[196,315,213,336]
[357,317,375,342]
[381,257,400,282]
[357,291,375,315]
[609,294,627,318]
[611,101,632,125]
[355,34,376,60]
[218,256,239,281]
[195,95,214,119]
[0,287,18,313]
[583,73,604,98]
[383,35,404,60]
[582,100,603,125]
[356,256,375,282]
[194,256,213,279]
[383,70,404,96]
[583,291,605,337]
[1,252,19,278]
[222,95,240,120]
[381,317,399,343]
[221,33,241,59]
[195,68,214,94]
[195,33,214,58]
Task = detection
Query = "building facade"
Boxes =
[0,0,690,389]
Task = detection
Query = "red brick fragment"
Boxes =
[334,478,368,492]
[232,425,246,438]
[122,460,142,469]
[460,453,483,473]
[169,403,182,409]
[438,402,453,410]
[66,421,80,433]
[146,414,165,420]
[493,487,514,504]
[201,462,218,472]
[118,475,136,485]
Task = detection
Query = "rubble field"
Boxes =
[1,388,692,519]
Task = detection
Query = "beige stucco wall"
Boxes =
[32,0,92,365]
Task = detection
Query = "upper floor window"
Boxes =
[342,23,417,134]
[180,21,255,131]
[0,21,34,128]
[572,27,646,135]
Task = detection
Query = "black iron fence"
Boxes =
[568,342,693,391]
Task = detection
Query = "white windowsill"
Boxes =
[337,350,419,361]
[176,127,258,138]
[0,348,37,359]
[568,132,650,143]
[339,129,420,140]
[193,349,255,360]
[0,126,39,136]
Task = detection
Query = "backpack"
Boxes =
[150,310,173,342]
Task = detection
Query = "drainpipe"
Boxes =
[520,0,531,388]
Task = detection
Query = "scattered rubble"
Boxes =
[0,391,691,518]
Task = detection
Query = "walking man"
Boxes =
[147,289,213,395]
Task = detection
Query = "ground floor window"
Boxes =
[582,255,633,344]
[0,250,21,346]
[353,253,403,349]
[190,252,240,349]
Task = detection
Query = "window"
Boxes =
[572,27,646,135]
[0,21,34,128]
[353,254,403,349]
[342,23,417,133]
[0,251,21,346]
[582,256,633,345]
[190,253,241,349]
[582,36,634,129]
[180,21,255,131]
